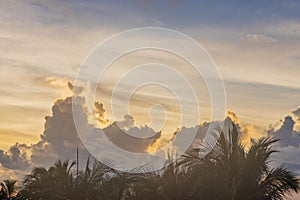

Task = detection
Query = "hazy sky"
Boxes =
[1,1,300,198]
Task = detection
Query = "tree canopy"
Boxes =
[1,123,298,200]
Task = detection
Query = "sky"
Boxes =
[0,0,300,198]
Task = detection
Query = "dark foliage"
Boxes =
[4,123,299,200]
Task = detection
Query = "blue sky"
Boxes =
[0,0,299,141]
[5,0,300,29]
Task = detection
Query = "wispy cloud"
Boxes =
[245,33,278,43]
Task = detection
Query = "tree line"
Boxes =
[1,123,299,200]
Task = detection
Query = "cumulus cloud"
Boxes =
[226,110,264,148]
[0,89,230,175]
[0,92,165,176]
[267,115,300,174]
[245,33,278,43]
[241,124,265,148]
[0,143,30,170]
[146,131,174,154]
[93,103,161,153]
[226,110,241,124]
[94,101,109,124]
[3,85,298,178]
[116,114,134,129]
[268,116,300,147]
[0,94,93,175]
[292,106,300,120]
[0,95,289,178]
[35,96,91,164]
[101,122,160,153]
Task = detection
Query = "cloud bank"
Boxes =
[0,81,299,179]
[267,111,300,174]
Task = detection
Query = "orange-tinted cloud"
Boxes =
[94,101,109,124]
[226,110,265,149]
[240,124,264,149]
[226,110,241,124]
[44,76,69,89]
[146,130,177,154]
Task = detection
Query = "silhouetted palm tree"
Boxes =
[0,180,17,200]
[17,160,75,200]
[178,122,299,200]
[73,158,118,200]
[15,121,299,200]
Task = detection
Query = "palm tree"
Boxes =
[128,154,199,200]
[17,158,121,200]
[178,121,299,200]
[73,158,118,200]
[0,180,17,200]
[17,160,75,200]
[15,121,299,200]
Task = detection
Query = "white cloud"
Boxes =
[268,114,300,174]
[245,33,278,43]
[0,93,165,177]
[116,114,134,129]
[0,144,30,170]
